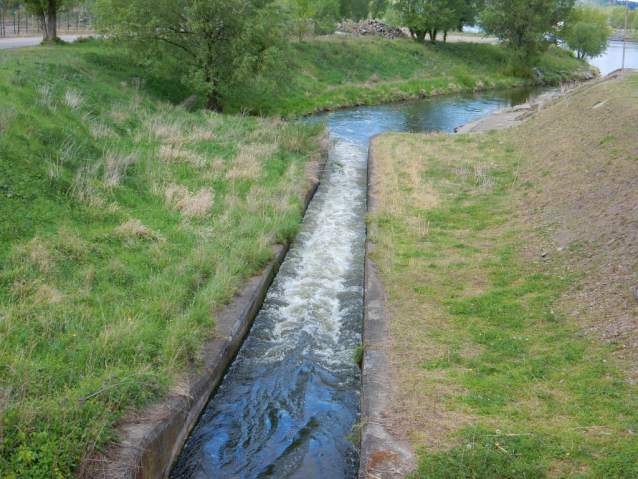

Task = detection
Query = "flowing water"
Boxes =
[170,85,551,479]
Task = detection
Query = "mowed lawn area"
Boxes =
[367,74,638,478]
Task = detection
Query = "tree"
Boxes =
[396,0,467,42]
[288,0,314,41]
[313,0,340,34]
[94,0,288,112]
[561,7,610,59]
[480,0,575,74]
[23,0,71,41]
[370,0,388,19]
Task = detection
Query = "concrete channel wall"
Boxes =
[359,134,416,479]
[94,133,421,478]
[91,169,324,479]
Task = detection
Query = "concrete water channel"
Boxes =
[168,85,553,479]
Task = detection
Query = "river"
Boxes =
[169,85,551,479]
[589,40,638,76]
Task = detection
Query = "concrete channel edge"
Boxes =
[359,134,416,479]
[90,168,325,479]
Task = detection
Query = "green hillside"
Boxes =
[233,37,594,116]
[0,39,325,477]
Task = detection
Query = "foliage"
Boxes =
[287,0,315,41]
[561,7,610,59]
[0,39,326,477]
[369,0,389,19]
[93,0,289,112]
[480,0,575,75]
[607,5,636,30]
[313,0,341,34]
[338,0,368,21]
[395,0,475,42]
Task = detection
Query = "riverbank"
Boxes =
[0,41,326,477]
[366,72,638,477]
[225,38,595,116]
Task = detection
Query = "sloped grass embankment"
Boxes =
[367,74,638,478]
[0,41,326,477]
[237,38,595,116]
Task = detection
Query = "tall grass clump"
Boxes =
[0,38,327,477]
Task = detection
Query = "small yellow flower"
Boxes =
[141,299,145,302]
[566,453,570,456]
[495,443,499,446]
[469,368,473,371]
[73,334,76,337]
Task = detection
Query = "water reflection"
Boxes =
[588,41,638,76]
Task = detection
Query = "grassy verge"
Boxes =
[367,74,638,477]
[236,38,594,116]
[0,40,326,478]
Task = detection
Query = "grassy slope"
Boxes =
[368,74,638,478]
[235,37,594,116]
[0,40,326,478]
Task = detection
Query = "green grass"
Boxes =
[0,39,326,478]
[368,81,638,478]
[234,38,594,116]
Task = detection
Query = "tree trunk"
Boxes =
[40,0,57,42]
[47,1,57,41]
[207,93,223,112]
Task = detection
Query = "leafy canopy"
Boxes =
[480,0,575,74]
[561,7,610,59]
[94,0,289,112]
[396,0,478,43]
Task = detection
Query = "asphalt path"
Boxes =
[0,34,93,49]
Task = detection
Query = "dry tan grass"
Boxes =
[115,218,166,243]
[64,88,86,109]
[369,74,638,462]
[225,144,270,180]
[14,236,54,274]
[506,74,638,357]
[102,150,137,189]
[142,112,187,143]
[90,120,119,140]
[34,284,64,304]
[108,105,129,122]
[157,144,206,168]
[163,183,215,220]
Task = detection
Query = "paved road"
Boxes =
[0,34,93,49]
